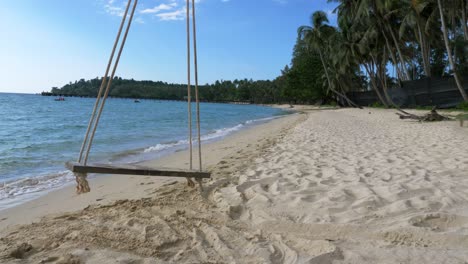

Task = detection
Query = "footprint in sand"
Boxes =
[409,214,468,232]
[319,178,335,186]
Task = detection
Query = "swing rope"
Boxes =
[186,0,202,172]
[75,0,138,193]
[186,0,193,171]
[72,0,204,194]
[83,0,138,165]
[77,0,132,164]
[192,0,202,172]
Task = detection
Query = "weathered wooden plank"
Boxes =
[66,162,211,178]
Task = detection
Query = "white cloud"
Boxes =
[156,8,186,21]
[140,3,178,14]
[103,0,126,17]
[101,0,203,23]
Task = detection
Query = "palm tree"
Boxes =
[329,0,391,106]
[437,0,468,101]
[330,0,468,103]
[399,0,434,77]
[298,11,360,107]
[354,0,411,81]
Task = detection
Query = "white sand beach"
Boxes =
[1,108,468,263]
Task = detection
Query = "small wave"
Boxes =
[202,124,245,141]
[143,124,245,153]
[142,115,281,154]
[0,171,74,201]
[144,142,180,153]
[245,116,278,125]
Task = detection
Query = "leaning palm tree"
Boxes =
[329,0,391,106]
[437,0,468,101]
[298,11,360,107]
[354,0,411,81]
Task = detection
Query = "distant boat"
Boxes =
[54,97,65,101]
[134,99,141,103]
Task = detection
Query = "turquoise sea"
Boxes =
[0,93,287,209]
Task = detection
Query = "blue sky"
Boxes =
[0,0,336,93]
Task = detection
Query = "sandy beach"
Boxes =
[1,108,468,263]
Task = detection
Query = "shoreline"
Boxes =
[1,108,468,262]
[0,108,292,213]
[0,112,303,235]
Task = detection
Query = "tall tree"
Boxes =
[437,0,468,101]
[399,0,434,77]
[298,11,360,107]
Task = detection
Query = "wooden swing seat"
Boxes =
[66,162,211,178]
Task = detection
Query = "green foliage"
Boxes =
[321,101,337,107]
[415,105,436,110]
[280,39,325,103]
[322,0,468,103]
[50,77,287,104]
[285,15,345,104]
[456,113,468,121]
[369,102,386,108]
[457,102,468,111]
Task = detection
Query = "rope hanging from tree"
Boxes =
[72,0,205,194]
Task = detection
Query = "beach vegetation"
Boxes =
[457,102,468,111]
[295,0,468,107]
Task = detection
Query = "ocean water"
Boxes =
[0,93,288,209]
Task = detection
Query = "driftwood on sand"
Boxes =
[395,107,451,122]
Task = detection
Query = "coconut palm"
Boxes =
[356,0,411,81]
[437,0,468,101]
[328,0,468,103]
[329,0,392,106]
[298,11,360,107]
[399,0,434,77]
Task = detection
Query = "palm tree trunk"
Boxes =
[380,26,406,82]
[463,0,468,41]
[377,50,394,106]
[416,21,431,77]
[385,24,411,81]
[385,41,403,81]
[372,51,393,106]
[318,49,333,91]
[363,63,389,107]
[317,49,361,108]
[337,82,363,108]
[438,0,468,101]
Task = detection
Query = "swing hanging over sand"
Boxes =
[66,0,210,194]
